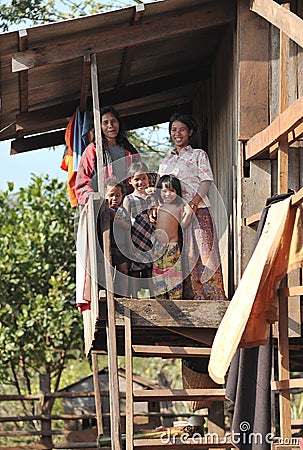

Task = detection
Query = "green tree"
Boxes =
[0,175,82,410]
[0,0,156,32]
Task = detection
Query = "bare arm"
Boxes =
[122,196,131,215]
[180,204,193,228]
[189,180,211,211]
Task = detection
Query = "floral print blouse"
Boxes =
[158,145,213,208]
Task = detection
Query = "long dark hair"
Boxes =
[100,105,138,154]
[168,113,198,147]
[155,174,183,206]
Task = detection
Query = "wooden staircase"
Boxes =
[123,308,231,449]
[90,297,234,450]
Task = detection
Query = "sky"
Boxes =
[0,140,67,192]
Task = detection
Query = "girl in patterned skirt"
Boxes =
[152,174,192,300]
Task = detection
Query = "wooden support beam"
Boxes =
[79,54,91,113]
[133,388,226,402]
[90,54,122,450]
[251,0,303,49]
[272,378,303,391]
[91,352,103,436]
[245,95,303,159]
[133,438,235,449]
[12,1,235,72]
[103,299,229,328]
[124,308,134,450]
[132,345,211,358]
[277,6,291,437]
[10,129,65,154]
[15,67,207,136]
[18,29,29,114]
[116,4,145,89]
[278,286,303,297]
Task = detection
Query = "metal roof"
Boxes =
[0,0,236,153]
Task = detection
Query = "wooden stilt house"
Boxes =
[0,0,303,448]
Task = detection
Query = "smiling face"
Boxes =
[170,120,193,152]
[101,112,120,145]
[160,185,177,204]
[128,171,149,193]
[105,185,123,208]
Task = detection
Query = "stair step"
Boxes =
[132,345,211,358]
[133,388,226,402]
[133,437,234,448]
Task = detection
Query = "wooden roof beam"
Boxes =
[18,29,29,114]
[12,0,235,72]
[245,95,303,159]
[251,0,303,48]
[17,29,29,139]
[79,54,91,113]
[15,67,209,132]
[116,4,145,89]
[10,129,65,154]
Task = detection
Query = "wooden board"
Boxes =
[208,198,291,384]
[238,0,269,140]
[99,299,229,328]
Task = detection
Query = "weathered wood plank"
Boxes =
[10,130,65,154]
[272,378,303,391]
[246,96,303,159]
[103,299,229,328]
[133,388,226,402]
[251,0,303,49]
[132,345,211,358]
[11,1,235,71]
[133,438,235,449]
[238,0,269,140]
[125,308,134,450]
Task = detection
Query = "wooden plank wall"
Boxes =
[269,1,302,338]
[193,24,235,299]
[237,0,270,277]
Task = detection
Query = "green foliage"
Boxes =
[0,175,83,396]
[0,0,160,32]
[128,123,170,173]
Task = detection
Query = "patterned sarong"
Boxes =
[152,242,182,300]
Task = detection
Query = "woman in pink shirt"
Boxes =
[75,105,140,205]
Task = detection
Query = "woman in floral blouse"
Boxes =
[158,112,226,301]
[158,112,227,412]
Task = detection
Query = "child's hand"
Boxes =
[148,207,158,225]
[115,208,130,229]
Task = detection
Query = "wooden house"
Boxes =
[60,367,161,434]
[0,0,303,448]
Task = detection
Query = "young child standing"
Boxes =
[105,178,131,298]
[153,174,192,300]
[123,161,155,298]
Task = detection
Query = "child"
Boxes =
[105,178,131,298]
[153,174,192,300]
[123,161,155,298]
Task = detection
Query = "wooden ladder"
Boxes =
[123,307,233,450]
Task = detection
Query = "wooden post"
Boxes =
[90,53,104,198]
[40,373,52,448]
[90,52,122,450]
[125,308,134,450]
[91,352,104,436]
[277,3,291,439]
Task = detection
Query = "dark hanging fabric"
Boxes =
[226,191,294,450]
